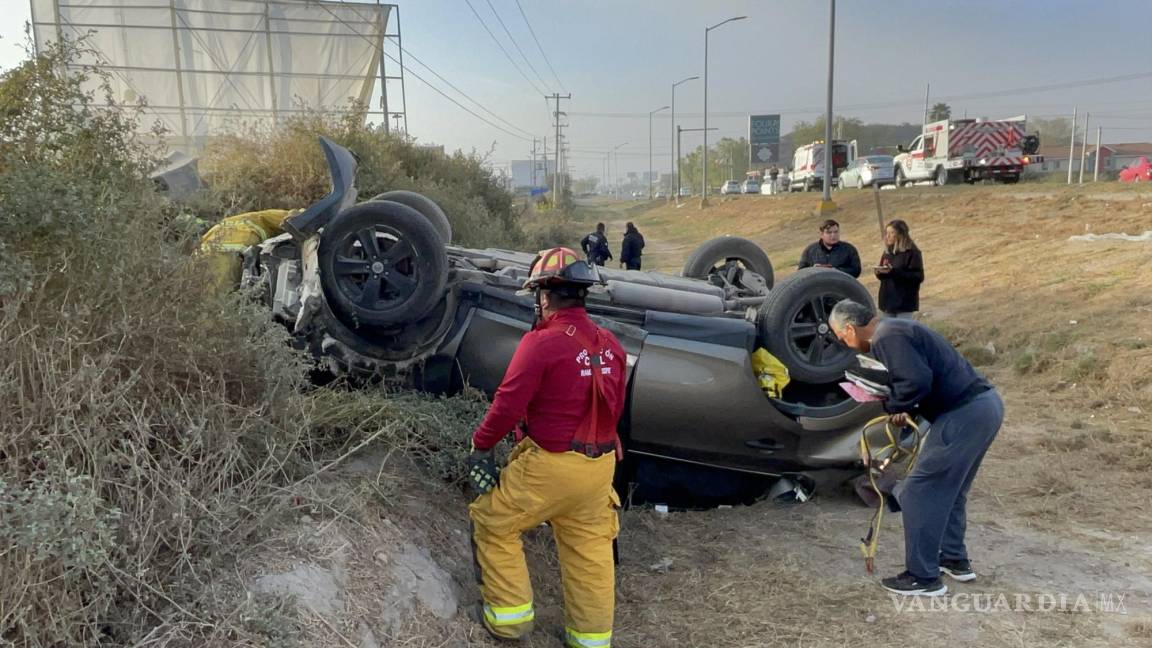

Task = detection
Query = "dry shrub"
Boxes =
[198,109,523,249]
[0,43,484,646]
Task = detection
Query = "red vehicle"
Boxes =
[1118,156,1152,183]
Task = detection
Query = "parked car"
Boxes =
[655,190,667,199]
[678,187,693,197]
[720,180,741,195]
[246,138,884,493]
[741,179,761,194]
[1118,156,1152,183]
[838,155,896,189]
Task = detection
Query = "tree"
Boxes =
[1029,117,1077,144]
[929,102,951,121]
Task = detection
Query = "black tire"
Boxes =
[1000,175,1020,184]
[318,201,447,327]
[757,268,874,384]
[316,288,458,365]
[803,178,814,192]
[682,236,774,290]
[856,176,865,190]
[370,190,453,244]
[894,167,905,188]
[935,166,949,186]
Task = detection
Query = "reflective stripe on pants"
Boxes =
[566,627,612,647]
[470,438,619,642]
[483,601,535,626]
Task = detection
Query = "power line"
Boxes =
[567,71,1152,120]
[483,0,551,92]
[320,3,538,143]
[400,46,536,139]
[382,49,535,143]
[462,0,546,95]
[514,0,566,93]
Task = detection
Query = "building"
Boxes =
[509,159,557,190]
[1031,142,1152,174]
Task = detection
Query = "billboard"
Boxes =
[30,0,394,152]
[510,159,556,189]
[749,114,781,166]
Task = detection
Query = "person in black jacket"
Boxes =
[619,222,645,270]
[830,299,1002,597]
[797,219,861,277]
[580,223,612,266]
[875,219,924,318]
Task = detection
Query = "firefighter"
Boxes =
[467,246,627,646]
[199,208,298,295]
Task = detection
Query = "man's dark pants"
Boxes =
[625,260,641,270]
[895,389,1003,580]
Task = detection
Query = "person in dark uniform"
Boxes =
[797,219,861,277]
[875,219,925,318]
[619,222,645,270]
[580,223,613,266]
[830,299,1003,597]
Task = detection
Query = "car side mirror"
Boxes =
[897,144,906,153]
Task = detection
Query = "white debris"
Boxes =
[649,557,674,573]
[1068,230,1152,242]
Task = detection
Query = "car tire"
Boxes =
[682,236,775,291]
[894,167,905,188]
[935,166,949,186]
[857,176,865,190]
[318,200,448,327]
[315,288,459,366]
[757,268,874,384]
[370,190,452,244]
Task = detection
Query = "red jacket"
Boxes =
[471,308,627,452]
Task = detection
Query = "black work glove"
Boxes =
[467,446,499,495]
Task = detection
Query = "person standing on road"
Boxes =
[581,222,613,266]
[620,222,645,270]
[830,299,1003,597]
[467,247,627,646]
[768,165,780,195]
[875,219,924,319]
[798,219,862,277]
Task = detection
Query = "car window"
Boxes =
[867,156,893,164]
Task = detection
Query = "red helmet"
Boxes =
[522,246,601,292]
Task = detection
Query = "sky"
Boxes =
[3,0,1151,181]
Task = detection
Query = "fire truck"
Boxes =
[893,117,1041,186]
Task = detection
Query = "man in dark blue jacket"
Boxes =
[830,299,1003,597]
[580,223,613,266]
[797,219,861,277]
[619,222,645,270]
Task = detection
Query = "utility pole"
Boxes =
[923,82,930,125]
[649,105,669,199]
[545,93,571,201]
[1067,106,1077,184]
[1078,111,1090,184]
[820,0,836,210]
[531,138,538,187]
[1094,126,1102,182]
[671,76,699,203]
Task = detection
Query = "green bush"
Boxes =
[198,109,524,249]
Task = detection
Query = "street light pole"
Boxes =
[613,142,628,198]
[820,0,837,210]
[649,105,669,199]
[671,76,699,203]
[701,16,747,208]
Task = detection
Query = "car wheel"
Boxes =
[894,167,905,188]
[857,176,865,190]
[315,288,459,366]
[803,179,813,192]
[318,200,448,327]
[757,268,874,384]
[682,236,774,291]
[370,190,453,244]
[935,166,949,186]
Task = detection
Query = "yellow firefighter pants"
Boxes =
[199,209,294,295]
[469,439,620,646]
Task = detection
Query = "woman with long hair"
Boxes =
[875,219,924,318]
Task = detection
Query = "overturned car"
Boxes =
[243,138,883,487]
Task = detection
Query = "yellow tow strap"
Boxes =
[858,415,923,574]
